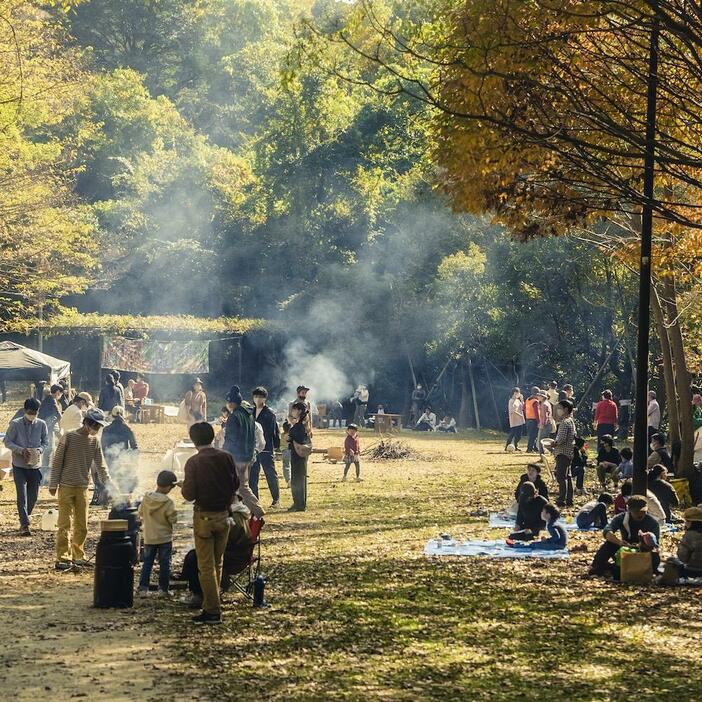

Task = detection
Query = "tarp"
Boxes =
[101,335,209,374]
[0,341,70,383]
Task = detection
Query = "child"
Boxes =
[138,470,178,596]
[514,463,549,501]
[343,423,361,482]
[576,493,613,529]
[614,446,633,486]
[570,437,588,495]
[281,420,291,489]
[509,503,567,550]
[614,479,632,514]
[510,482,547,541]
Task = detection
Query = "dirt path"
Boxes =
[0,489,197,701]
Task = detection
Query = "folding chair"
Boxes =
[223,516,264,600]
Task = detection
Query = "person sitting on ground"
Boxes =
[571,437,589,496]
[514,463,549,502]
[614,479,632,514]
[415,407,437,431]
[510,482,548,541]
[588,494,661,578]
[342,423,362,482]
[60,393,92,434]
[647,464,679,523]
[596,435,621,488]
[613,446,633,487]
[138,470,178,597]
[509,503,567,550]
[647,432,674,474]
[576,493,614,530]
[436,415,457,433]
[659,507,702,584]
[614,478,666,524]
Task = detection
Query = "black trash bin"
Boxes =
[108,503,141,565]
[94,519,134,609]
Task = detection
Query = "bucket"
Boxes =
[93,519,134,609]
[41,509,59,531]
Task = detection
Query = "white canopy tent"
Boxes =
[0,341,70,384]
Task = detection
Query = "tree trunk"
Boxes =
[458,361,470,428]
[652,288,680,449]
[468,358,481,430]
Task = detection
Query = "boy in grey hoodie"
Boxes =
[138,470,178,596]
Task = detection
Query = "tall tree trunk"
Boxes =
[468,358,481,430]
[652,288,680,449]
[458,361,470,428]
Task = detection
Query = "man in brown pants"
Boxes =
[181,422,238,625]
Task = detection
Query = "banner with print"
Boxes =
[101,336,209,374]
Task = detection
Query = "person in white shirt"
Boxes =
[415,408,437,431]
[647,390,661,442]
[437,415,457,433]
[59,393,92,434]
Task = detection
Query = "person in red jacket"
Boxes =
[342,423,362,482]
[594,389,618,447]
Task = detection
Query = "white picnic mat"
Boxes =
[425,538,569,560]
[487,513,677,533]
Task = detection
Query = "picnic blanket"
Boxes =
[425,538,569,560]
[487,513,677,533]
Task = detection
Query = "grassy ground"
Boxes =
[1,412,701,700]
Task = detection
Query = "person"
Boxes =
[111,370,125,396]
[249,387,281,509]
[289,385,313,438]
[415,407,436,431]
[124,379,137,416]
[351,383,369,427]
[536,392,556,455]
[613,479,665,524]
[505,387,525,451]
[593,390,618,447]
[555,384,575,421]
[613,446,633,486]
[98,374,122,415]
[436,415,457,433]
[183,378,207,426]
[181,422,239,624]
[647,432,674,474]
[38,383,63,474]
[281,419,292,489]
[138,470,178,597]
[511,482,548,540]
[100,406,139,498]
[524,387,541,453]
[133,374,150,404]
[552,399,575,507]
[647,390,661,443]
[595,435,621,488]
[4,398,48,536]
[214,406,229,450]
[647,464,679,523]
[376,404,386,415]
[509,503,567,550]
[410,383,426,424]
[571,437,588,495]
[288,400,311,512]
[576,493,614,529]
[588,495,660,579]
[658,507,702,583]
[60,392,92,434]
[223,385,262,518]
[342,423,361,482]
[546,381,559,409]
[58,380,71,412]
[514,463,549,501]
[49,409,112,571]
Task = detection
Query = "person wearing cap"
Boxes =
[4,398,49,536]
[223,386,263,518]
[588,494,661,578]
[138,470,179,596]
[49,409,113,570]
[59,392,93,434]
[523,387,542,453]
[38,383,64,474]
[100,405,139,499]
[183,378,207,427]
[288,385,313,438]
[182,422,239,624]
[249,387,281,509]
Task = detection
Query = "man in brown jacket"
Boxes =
[181,422,239,624]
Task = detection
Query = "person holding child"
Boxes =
[138,470,179,597]
[508,503,567,550]
[342,423,362,482]
[576,493,614,530]
[588,495,660,578]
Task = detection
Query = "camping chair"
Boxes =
[222,516,264,601]
[540,439,556,484]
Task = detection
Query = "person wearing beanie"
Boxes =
[223,387,263,518]
[588,495,661,578]
[138,470,179,597]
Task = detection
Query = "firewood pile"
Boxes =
[363,439,417,460]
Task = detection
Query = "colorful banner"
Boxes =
[101,336,209,374]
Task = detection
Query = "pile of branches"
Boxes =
[363,439,417,460]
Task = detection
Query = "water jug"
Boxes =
[93,519,134,609]
[41,509,58,531]
[253,574,266,607]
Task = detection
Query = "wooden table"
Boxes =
[372,413,403,433]
[140,404,165,424]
